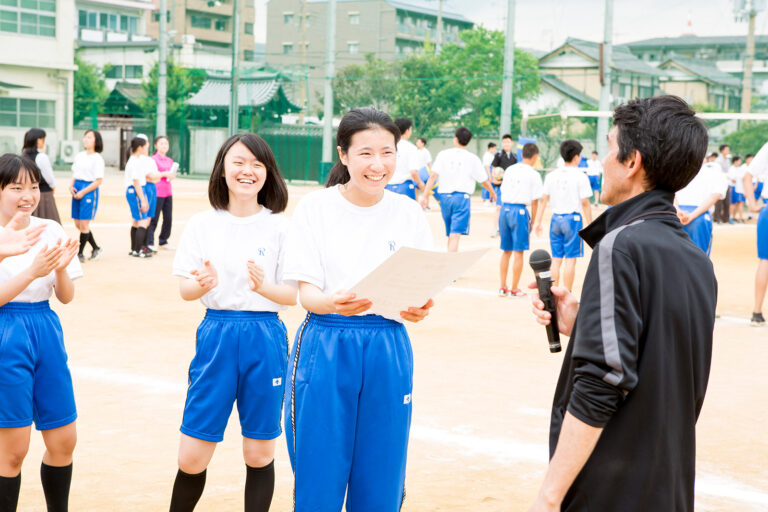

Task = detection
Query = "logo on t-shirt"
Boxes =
[388,240,396,252]
[258,248,266,257]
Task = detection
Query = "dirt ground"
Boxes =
[14,169,768,511]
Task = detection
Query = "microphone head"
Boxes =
[529,249,552,272]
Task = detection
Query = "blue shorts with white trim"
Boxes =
[144,182,157,218]
[126,186,149,221]
[679,205,713,256]
[588,174,601,192]
[181,310,288,442]
[499,203,530,251]
[758,206,768,260]
[71,179,99,220]
[439,192,471,236]
[385,180,416,200]
[550,213,584,258]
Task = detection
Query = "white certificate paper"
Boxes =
[349,247,488,319]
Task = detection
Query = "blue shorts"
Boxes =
[492,183,502,205]
[481,187,490,201]
[679,205,713,256]
[550,213,584,258]
[730,186,745,204]
[385,180,416,200]
[71,179,99,220]
[286,314,412,511]
[126,186,149,221]
[588,175,601,192]
[758,206,768,260]
[181,310,288,442]
[755,182,764,200]
[144,182,157,218]
[418,166,430,184]
[499,204,531,252]
[0,302,77,431]
[439,192,471,236]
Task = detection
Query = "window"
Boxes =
[244,22,253,34]
[214,19,226,31]
[244,49,254,61]
[637,85,653,98]
[0,98,54,128]
[152,10,169,23]
[190,15,211,29]
[105,65,123,79]
[619,83,632,99]
[78,9,138,34]
[125,65,142,79]
[0,0,55,36]
[348,42,359,54]
[283,12,293,24]
[348,12,359,24]
[283,43,293,55]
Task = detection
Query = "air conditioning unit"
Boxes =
[60,141,79,163]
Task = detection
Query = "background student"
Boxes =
[21,128,60,223]
[676,157,728,256]
[70,129,104,262]
[124,137,160,258]
[148,135,177,250]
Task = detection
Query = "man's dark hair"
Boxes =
[488,142,497,149]
[501,134,513,141]
[709,152,719,159]
[612,95,708,192]
[417,137,427,145]
[560,139,583,163]
[719,144,729,153]
[394,117,412,134]
[732,156,742,165]
[522,143,539,159]
[455,127,472,146]
[592,150,598,155]
[746,153,755,160]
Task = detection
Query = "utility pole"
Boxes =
[229,0,241,135]
[596,0,613,158]
[436,0,443,51]
[741,0,757,113]
[499,0,515,139]
[157,0,167,136]
[299,0,307,123]
[321,0,336,165]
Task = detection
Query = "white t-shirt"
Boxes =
[283,186,433,318]
[0,217,83,302]
[124,155,158,188]
[542,167,593,214]
[500,163,544,206]
[35,152,56,188]
[728,164,746,194]
[173,208,292,312]
[431,147,488,195]
[416,147,432,170]
[481,151,495,172]
[676,162,728,206]
[586,159,603,176]
[71,151,105,182]
[391,139,420,185]
[749,141,768,199]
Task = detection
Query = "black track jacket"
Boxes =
[549,189,717,511]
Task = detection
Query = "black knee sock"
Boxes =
[78,233,88,255]
[169,469,206,512]
[0,473,21,512]
[40,463,72,512]
[134,228,147,251]
[87,232,98,251]
[244,461,274,512]
[130,227,137,252]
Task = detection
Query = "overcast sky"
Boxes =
[255,0,768,51]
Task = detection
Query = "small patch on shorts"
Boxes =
[403,393,412,404]
[272,378,282,387]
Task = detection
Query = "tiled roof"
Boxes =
[540,75,599,107]
[562,38,666,76]
[659,55,742,87]
[620,35,768,49]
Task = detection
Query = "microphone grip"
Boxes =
[535,273,562,353]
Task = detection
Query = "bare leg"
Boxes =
[551,257,563,287]
[177,434,217,474]
[499,251,511,289]
[0,427,31,477]
[242,438,275,469]
[511,251,524,290]
[563,258,578,291]
[41,422,77,467]
[755,259,768,315]
[447,234,461,253]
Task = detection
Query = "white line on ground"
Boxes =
[62,221,187,229]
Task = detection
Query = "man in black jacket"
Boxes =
[528,95,717,512]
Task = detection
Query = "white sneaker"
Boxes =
[160,244,175,250]
[147,245,157,251]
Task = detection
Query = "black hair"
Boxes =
[128,136,148,160]
[522,143,539,159]
[559,139,583,163]
[326,107,400,187]
[501,134,513,141]
[154,135,169,145]
[85,129,104,153]
[746,153,755,160]
[591,150,598,155]
[612,95,708,192]
[417,137,427,145]
[488,142,497,149]
[719,144,729,153]
[208,133,288,213]
[709,152,719,159]
[455,127,472,146]
[394,117,412,134]
[22,128,46,162]
[732,156,742,165]
[0,153,42,189]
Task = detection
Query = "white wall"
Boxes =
[190,127,228,174]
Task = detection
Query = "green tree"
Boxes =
[724,122,768,156]
[73,54,108,125]
[139,60,206,130]
[439,27,540,136]
[333,54,395,113]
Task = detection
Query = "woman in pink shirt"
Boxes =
[148,136,177,250]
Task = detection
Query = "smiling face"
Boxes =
[0,169,40,221]
[223,141,267,204]
[155,137,170,155]
[502,138,513,153]
[339,127,397,200]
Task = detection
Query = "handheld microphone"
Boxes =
[529,249,561,353]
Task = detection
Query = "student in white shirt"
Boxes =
[283,107,434,511]
[22,128,60,223]
[533,139,593,290]
[742,141,768,326]
[586,150,603,204]
[385,118,424,200]
[0,153,82,512]
[124,137,161,258]
[481,142,497,205]
[416,136,436,207]
[498,143,543,297]
[421,126,496,252]
[727,156,746,222]
[675,160,728,256]
[169,133,296,512]
[69,129,105,262]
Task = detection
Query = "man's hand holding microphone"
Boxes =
[528,249,580,344]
